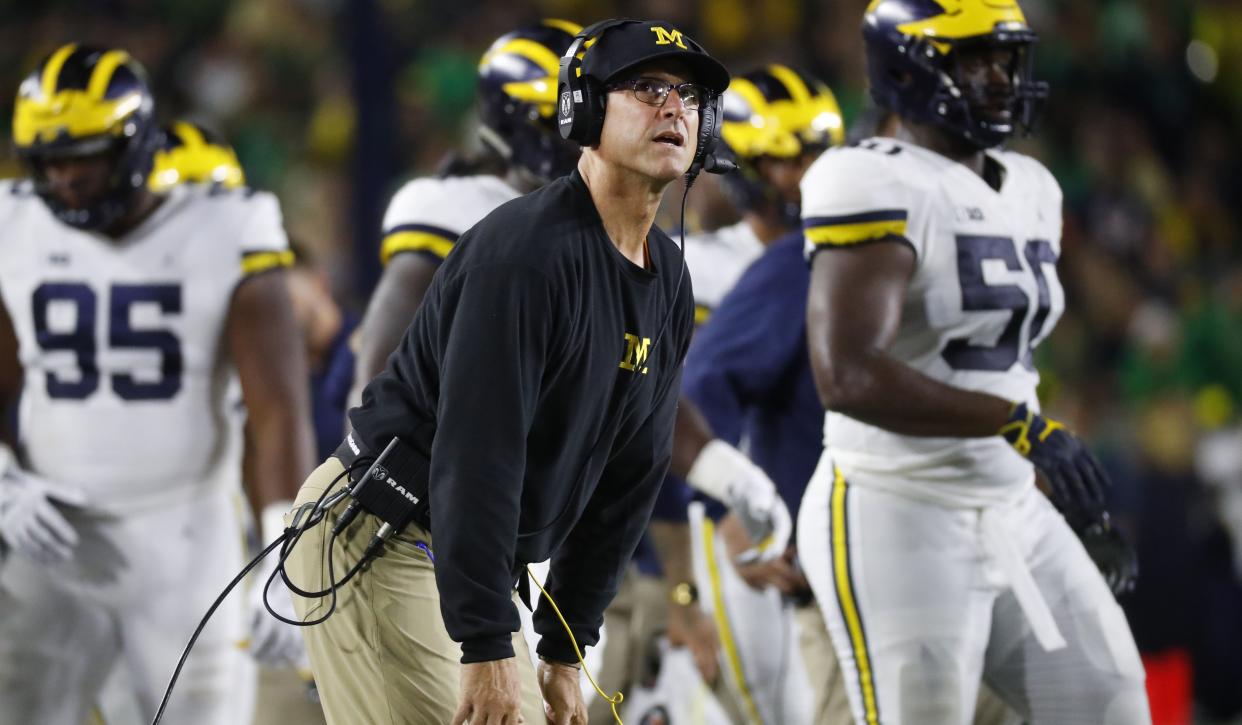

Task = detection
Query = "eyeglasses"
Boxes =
[605,77,708,111]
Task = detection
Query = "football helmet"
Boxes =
[862,0,1049,149]
[149,120,245,192]
[476,19,583,182]
[12,43,160,230]
[719,64,843,225]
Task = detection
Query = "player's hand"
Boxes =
[246,503,306,667]
[453,657,524,725]
[1001,402,1110,526]
[720,514,804,593]
[0,448,88,563]
[686,440,791,562]
[538,658,587,724]
[666,598,719,684]
[1078,513,1139,596]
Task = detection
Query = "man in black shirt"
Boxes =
[285,19,729,725]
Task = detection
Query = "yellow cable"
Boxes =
[526,565,625,724]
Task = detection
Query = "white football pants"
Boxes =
[0,486,255,725]
[797,457,1151,725]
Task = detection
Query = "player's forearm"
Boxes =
[670,398,714,478]
[247,404,315,506]
[350,256,436,405]
[809,344,1012,437]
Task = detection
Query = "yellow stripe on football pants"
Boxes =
[831,467,881,724]
[703,517,765,724]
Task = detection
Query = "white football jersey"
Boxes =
[378,174,519,265]
[683,220,764,326]
[801,137,1065,506]
[0,181,290,513]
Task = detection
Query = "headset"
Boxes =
[556,19,733,178]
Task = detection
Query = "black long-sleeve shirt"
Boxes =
[350,170,694,664]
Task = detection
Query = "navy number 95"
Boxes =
[32,282,183,400]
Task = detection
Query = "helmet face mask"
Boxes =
[12,45,159,232]
[863,0,1049,150]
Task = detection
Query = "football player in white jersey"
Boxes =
[0,45,314,724]
[348,19,583,401]
[797,2,1149,724]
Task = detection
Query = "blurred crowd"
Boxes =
[3,0,1241,722]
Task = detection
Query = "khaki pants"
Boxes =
[588,567,668,724]
[284,458,543,725]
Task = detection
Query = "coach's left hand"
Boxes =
[538,659,587,724]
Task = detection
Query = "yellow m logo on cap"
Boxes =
[650,26,687,49]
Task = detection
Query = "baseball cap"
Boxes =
[582,20,730,94]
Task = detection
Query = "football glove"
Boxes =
[0,444,88,563]
[686,440,791,563]
[1078,512,1139,597]
[1001,403,1110,528]
[246,502,306,667]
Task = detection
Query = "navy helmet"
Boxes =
[476,19,583,182]
[862,0,1049,149]
[13,44,160,230]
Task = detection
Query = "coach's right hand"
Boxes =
[453,657,524,725]
[538,658,587,724]
[0,445,87,563]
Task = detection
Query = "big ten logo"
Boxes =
[650,26,687,49]
[619,333,651,374]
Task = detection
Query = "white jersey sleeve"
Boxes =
[236,190,293,278]
[801,140,927,261]
[378,175,519,265]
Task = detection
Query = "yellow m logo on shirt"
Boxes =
[650,27,688,49]
[619,333,651,374]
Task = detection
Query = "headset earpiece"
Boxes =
[689,93,733,178]
[557,19,631,147]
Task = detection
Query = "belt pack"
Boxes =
[334,433,433,536]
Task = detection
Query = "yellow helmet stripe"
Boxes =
[726,78,767,116]
[541,18,583,37]
[486,38,562,78]
[894,0,1029,41]
[768,64,812,104]
[41,43,78,99]
[86,50,132,101]
[171,120,207,148]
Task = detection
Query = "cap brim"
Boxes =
[605,49,731,94]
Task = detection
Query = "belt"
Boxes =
[979,507,1066,652]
